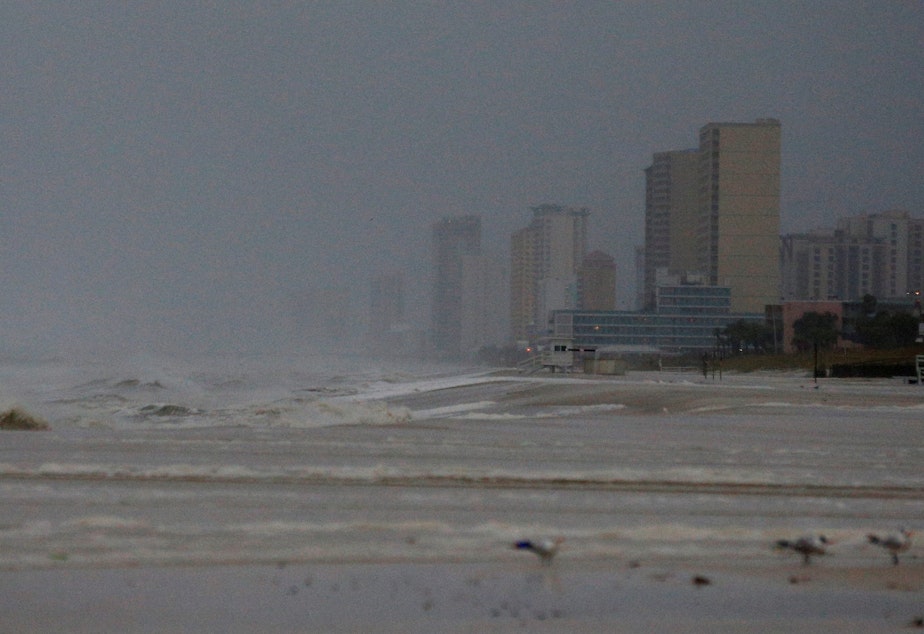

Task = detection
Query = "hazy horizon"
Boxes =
[3,2,922,356]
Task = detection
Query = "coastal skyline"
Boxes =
[3,3,922,354]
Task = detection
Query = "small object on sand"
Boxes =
[691,575,711,587]
[908,615,923,628]
[0,407,49,431]
[775,534,830,565]
[867,528,913,565]
[513,537,564,565]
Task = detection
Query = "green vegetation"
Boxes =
[791,311,840,352]
[853,310,920,349]
[716,345,924,374]
[720,320,772,353]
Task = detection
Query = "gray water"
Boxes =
[1,353,921,571]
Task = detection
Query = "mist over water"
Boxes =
[0,349,477,430]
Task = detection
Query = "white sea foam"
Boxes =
[0,459,898,490]
[331,374,510,403]
[411,401,495,419]
[546,403,627,416]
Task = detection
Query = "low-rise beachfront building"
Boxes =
[547,284,763,355]
[781,297,921,353]
[531,287,921,361]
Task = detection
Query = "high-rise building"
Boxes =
[578,250,617,311]
[780,231,839,300]
[910,217,924,297]
[781,209,924,301]
[641,119,781,314]
[634,245,646,310]
[837,210,913,298]
[368,271,408,357]
[459,253,509,355]
[510,226,536,344]
[697,119,781,313]
[509,204,589,342]
[643,149,699,309]
[697,119,780,313]
[431,215,481,358]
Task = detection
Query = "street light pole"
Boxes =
[813,342,819,384]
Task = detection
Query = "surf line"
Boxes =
[2,468,922,500]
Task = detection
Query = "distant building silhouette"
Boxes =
[781,209,924,301]
[634,246,646,310]
[432,215,481,358]
[510,204,589,343]
[368,271,409,357]
[459,252,508,358]
[578,250,616,310]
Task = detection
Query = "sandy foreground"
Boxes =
[2,370,922,632]
[2,557,922,632]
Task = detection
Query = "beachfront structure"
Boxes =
[578,250,617,311]
[781,210,924,301]
[550,283,762,354]
[641,119,782,315]
[697,119,782,314]
[643,149,700,310]
[431,215,481,358]
[778,300,847,355]
[510,204,589,343]
[780,231,841,301]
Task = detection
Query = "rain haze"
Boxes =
[3,2,922,356]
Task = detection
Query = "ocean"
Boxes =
[1,352,922,630]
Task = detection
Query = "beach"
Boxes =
[2,558,922,633]
[1,363,922,631]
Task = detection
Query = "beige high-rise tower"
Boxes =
[643,149,700,310]
[510,204,589,342]
[697,119,781,313]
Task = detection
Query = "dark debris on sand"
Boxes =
[0,407,49,430]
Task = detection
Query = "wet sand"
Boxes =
[2,557,922,632]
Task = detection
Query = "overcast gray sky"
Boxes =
[3,2,922,355]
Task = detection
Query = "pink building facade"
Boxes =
[781,301,856,353]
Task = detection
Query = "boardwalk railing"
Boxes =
[516,355,544,374]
